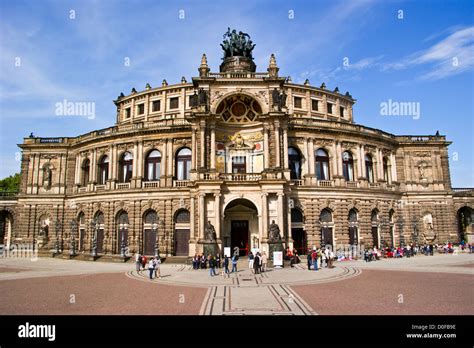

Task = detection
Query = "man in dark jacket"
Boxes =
[253,253,260,274]
[307,252,312,270]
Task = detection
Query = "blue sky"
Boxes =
[0,0,473,186]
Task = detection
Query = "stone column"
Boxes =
[287,197,292,242]
[161,141,167,182]
[337,142,343,176]
[200,124,205,169]
[282,128,289,169]
[190,195,196,239]
[303,138,309,177]
[75,154,81,185]
[377,148,383,181]
[137,141,143,178]
[274,124,280,168]
[390,153,398,182]
[332,142,338,177]
[132,142,138,178]
[263,127,269,169]
[167,139,173,177]
[308,138,315,176]
[199,193,205,240]
[261,193,268,239]
[277,193,284,232]
[210,125,216,170]
[91,149,97,183]
[191,128,197,170]
[214,193,221,239]
[112,145,118,181]
[360,145,366,178]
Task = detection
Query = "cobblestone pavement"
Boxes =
[0,254,472,315]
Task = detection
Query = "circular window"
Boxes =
[216,95,262,123]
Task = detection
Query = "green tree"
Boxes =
[0,173,20,193]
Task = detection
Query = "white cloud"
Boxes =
[382,26,474,80]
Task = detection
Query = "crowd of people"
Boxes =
[305,247,335,271]
[134,253,161,279]
[135,239,473,279]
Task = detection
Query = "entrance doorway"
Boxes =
[291,228,306,255]
[174,229,190,256]
[231,220,249,256]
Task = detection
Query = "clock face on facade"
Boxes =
[216,94,262,123]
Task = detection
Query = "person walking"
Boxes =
[307,251,312,270]
[253,253,260,274]
[312,249,318,271]
[153,257,161,278]
[147,257,155,280]
[135,253,141,272]
[209,255,217,277]
[224,255,230,275]
[216,254,221,269]
[231,254,238,273]
[261,252,267,272]
[142,255,147,270]
[248,252,254,270]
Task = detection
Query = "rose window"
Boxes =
[215,95,262,123]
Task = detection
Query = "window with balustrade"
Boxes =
[342,151,354,181]
[288,147,301,179]
[97,155,109,185]
[365,154,374,183]
[145,150,161,181]
[232,156,246,174]
[315,149,330,180]
[176,147,191,180]
[81,159,90,187]
[119,152,133,183]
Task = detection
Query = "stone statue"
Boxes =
[268,220,281,242]
[205,221,217,241]
[418,162,426,179]
[234,133,245,148]
[279,90,287,110]
[221,28,256,60]
[43,165,52,190]
[198,88,208,109]
[272,88,280,109]
[190,91,198,108]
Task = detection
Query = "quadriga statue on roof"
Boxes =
[221,27,256,60]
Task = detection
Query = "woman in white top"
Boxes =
[154,258,161,278]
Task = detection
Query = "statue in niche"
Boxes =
[43,165,52,190]
[418,162,427,179]
[205,220,217,241]
[234,133,245,148]
[268,220,281,242]
[271,88,287,111]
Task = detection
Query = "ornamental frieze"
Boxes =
[314,139,333,147]
[415,151,432,158]
[173,138,190,146]
[341,141,357,150]
[40,153,60,160]
[116,143,132,152]
[144,139,165,148]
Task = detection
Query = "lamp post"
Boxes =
[120,231,126,258]
[90,218,98,257]
[150,214,158,258]
[412,215,419,246]
[397,215,405,247]
[54,220,61,254]
[69,219,77,256]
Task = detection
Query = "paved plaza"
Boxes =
[0,254,472,315]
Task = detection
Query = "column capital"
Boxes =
[261,193,269,198]
[277,192,285,197]
[199,193,206,198]
[214,192,221,198]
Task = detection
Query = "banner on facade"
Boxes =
[224,247,231,257]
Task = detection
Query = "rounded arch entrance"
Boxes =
[0,210,14,251]
[174,209,190,256]
[223,198,259,256]
[457,206,473,243]
[291,208,306,254]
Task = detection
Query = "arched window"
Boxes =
[145,150,161,181]
[371,209,379,223]
[342,151,354,181]
[365,154,374,183]
[383,157,390,183]
[288,147,301,179]
[175,209,190,223]
[119,152,133,183]
[291,208,304,223]
[348,209,358,223]
[315,149,330,180]
[320,208,333,223]
[97,156,109,185]
[81,159,90,187]
[176,148,191,180]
